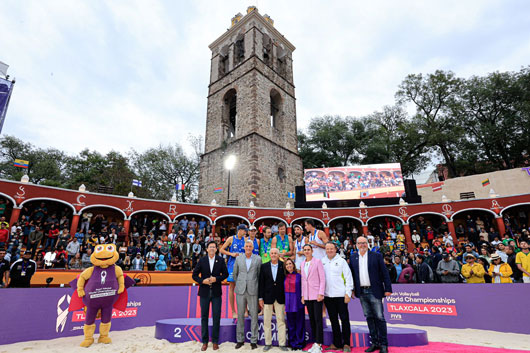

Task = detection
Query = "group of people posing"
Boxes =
[192,220,392,353]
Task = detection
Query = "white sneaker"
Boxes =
[309,343,321,353]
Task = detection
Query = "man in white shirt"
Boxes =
[350,237,392,353]
[367,233,375,249]
[321,242,353,352]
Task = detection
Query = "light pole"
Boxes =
[224,154,237,205]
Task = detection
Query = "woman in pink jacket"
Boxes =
[301,244,326,353]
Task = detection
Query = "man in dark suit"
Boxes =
[259,248,288,351]
[192,241,228,351]
[350,236,392,353]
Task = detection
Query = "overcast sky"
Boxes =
[1,0,529,157]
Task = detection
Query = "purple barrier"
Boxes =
[0,286,196,345]
[0,284,528,345]
[348,284,530,334]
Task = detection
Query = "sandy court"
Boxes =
[2,320,529,353]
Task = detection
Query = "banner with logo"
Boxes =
[348,283,529,334]
[0,77,14,134]
[0,284,528,345]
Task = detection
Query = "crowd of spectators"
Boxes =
[305,170,403,194]
[0,199,529,287]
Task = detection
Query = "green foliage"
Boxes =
[299,67,530,178]
[129,142,200,202]
[0,135,66,184]
[0,135,200,201]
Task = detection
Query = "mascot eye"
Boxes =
[95,245,103,253]
[107,245,114,251]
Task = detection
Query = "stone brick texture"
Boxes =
[199,12,303,208]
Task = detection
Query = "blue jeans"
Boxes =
[359,287,388,346]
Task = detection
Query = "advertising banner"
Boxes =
[348,284,529,334]
[304,163,404,201]
[0,284,528,345]
[0,77,14,134]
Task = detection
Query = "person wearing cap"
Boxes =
[436,253,460,283]
[247,225,260,256]
[8,250,37,288]
[272,223,293,261]
[461,253,485,283]
[220,223,248,318]
[461,244,479,264]
[292,224,307,270]
[488,253,513,283]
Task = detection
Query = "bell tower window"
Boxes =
[218,45,229,77]
[223,89,237,138]
[234,34,245,66]
[262,33,272,67]
[270,89,282,129]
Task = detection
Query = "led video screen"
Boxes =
[304,163,405,201]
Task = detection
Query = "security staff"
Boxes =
[9,250,37,288]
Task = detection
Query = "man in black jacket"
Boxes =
[259,248,287,351]
[416,255,432,283]
[192,241,228,351]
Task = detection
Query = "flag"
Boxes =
[323,191,330,198]
[132,179,142,187]
[287,192,295,199]
[14,159,29,168]
[482,178,490,187]
[176,184,185,191]
[432,185,442,192]
[251,191,257,198]
[214,187,223,194]
[360,190,369,198]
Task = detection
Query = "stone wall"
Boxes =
[419,168,530,203]
[198,133,303,208]
[199,10,303,208]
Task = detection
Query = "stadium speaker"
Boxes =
[404,179,418,198]
[295,185,306,203]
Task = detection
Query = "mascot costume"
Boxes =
[68,243,135,347]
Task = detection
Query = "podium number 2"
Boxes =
[174,328,182,338]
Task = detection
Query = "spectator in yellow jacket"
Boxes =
[488,253,513,283]
[461,254,485,283]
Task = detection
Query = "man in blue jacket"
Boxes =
[350,236,392,353]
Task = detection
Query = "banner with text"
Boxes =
[0,284,528,345]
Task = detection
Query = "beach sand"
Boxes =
[1,321,528,353]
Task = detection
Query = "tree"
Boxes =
[298,115,368,168]
[0,135,66,185]
[397,70,464,177]
[64,149,134,196]
[363,105,430,177]
[130,142,200,202]
[455,71,527,171]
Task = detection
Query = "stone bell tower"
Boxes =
[198,7,303,208]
